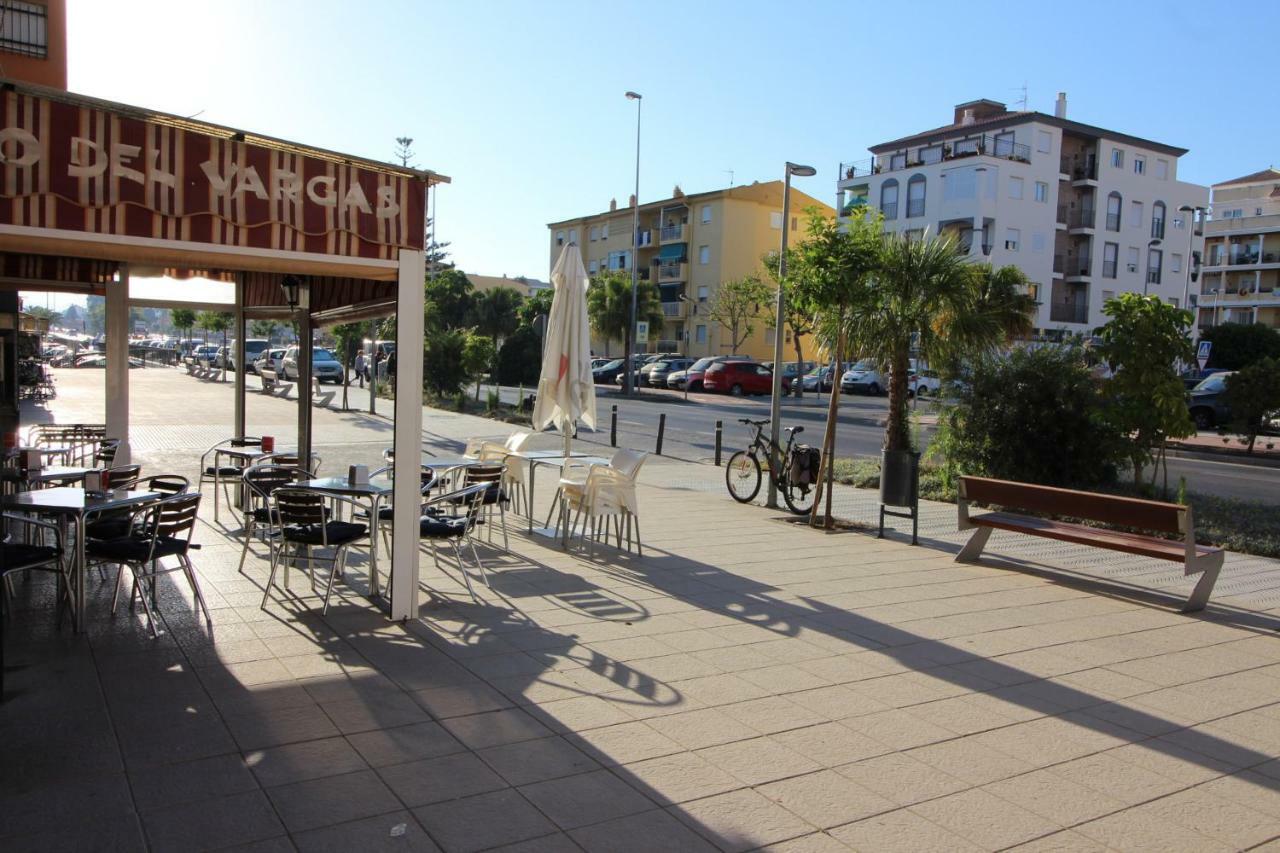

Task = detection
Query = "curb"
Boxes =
[1166,444,1280,469]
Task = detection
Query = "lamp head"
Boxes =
[625,91,641,100]
[280,275,303,310]
[786,163,817,178]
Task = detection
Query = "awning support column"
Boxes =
[390,249,424,621]
[105,264,130,463]
[297,285,313,472]
[233,275,246,439]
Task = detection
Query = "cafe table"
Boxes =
[299,476,393,597]
[1,465,94,493]
[496,449,609,535]
[213,444,294,518]
[1,486,162,631]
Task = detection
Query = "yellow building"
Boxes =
[548,181,833,360]
[465,273,551,298]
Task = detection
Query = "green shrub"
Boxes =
[1199,322,1280,370]
[495,325,542,385]
[931,345,1127,490]
[423,329,468,396]
[1223,357,1280,453]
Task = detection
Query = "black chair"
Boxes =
[92,438,122,468]
[87,493,207,638]
[198,437,262,522]
[1,514,66,699]
[86,474,187,543]
[237,465,309,577]
[419,482,491,601]
[461,464,509,550]
[263,488,366,614]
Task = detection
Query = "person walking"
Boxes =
[355,351,367,388]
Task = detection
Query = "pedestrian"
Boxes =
[387,349,397,381]
[355,351,367,387]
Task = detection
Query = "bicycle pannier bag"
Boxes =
[791,445,820,485]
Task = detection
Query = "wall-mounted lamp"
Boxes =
[280,275,303,311]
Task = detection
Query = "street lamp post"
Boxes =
[624,91,642,396]
[1179,204,1206,332]
[766,162,816,508]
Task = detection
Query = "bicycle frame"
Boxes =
[744,421,799,487]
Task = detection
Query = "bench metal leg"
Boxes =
[955,526,992,563]
[1181,556,1224,613]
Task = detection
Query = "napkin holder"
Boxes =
[84,471,103,494]
[23,449,42,471]
[348,464,369,486]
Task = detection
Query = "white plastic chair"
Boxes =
[549,449,646,555]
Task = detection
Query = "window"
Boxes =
[1151,201,1166,239]
[1129,200,1143,230]
[953,137,979,156]
[589,226,599,241]
[1147,248,1163,285]
[588,260,598,274]
[1111,148,1125,169]
[994,131,1015,156]
[1171,253,1182,274]
[919,145,943,164]
[764,327,776,345]
[602,222,609,238]
[698,245,710,265]
[1127,247,1140,273]
[880,179,899,220]
[1106,192,1122,231]
[791,216,798,231]
[555,231,565,246]
[1026,283,1040,302]
[0,2,48,58]
[1034,181,1049,203]
[697,285,709,302]
[890,152,907,169]
[1009,177,1024,200]
[906,175,926,217]
[1155,159,1169,180]
[1102,290,1116,303]
[569,228,578,243]
[1004,228,1020,252]
[1031,233,1046,254]
[905,229,924,242]
[695,324,707,344]
[701,204,711,224]
[769,211,783,229]
[1103,242,1118,278]
[1133,155,1146,175]
[1173,217,1185,230]
[1037,130,1052,153]
[608,250,630,270]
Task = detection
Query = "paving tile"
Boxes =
[828,808,983,852]
[224,703,341,751]
[1139,786,1280,850]
[985,767,1127,826]
[265,769,402,833]
[1073,802,1235,852]
[0,772,136,839]
[565,720,686,766]
[128,752,257,812]
[519,769,655,831]
[759,769,896,829]
[478,735,600,786]
[293,810,441,853]
[441,707,553,750]
[621,751,743,806]
[645,707,761,750]
[3,810,150,853]
[347,721,466,768]
[909,787,1061,850]
[907,736,1035,786]
[141,790,286,853]
[413,789,558,853]
[377,751,508,807]
[840,708,954,751]
[410,682,513,719]
[697,736,821,786]
[671,788,815,853]
[524,695,634,733]
[486,832,582,852]
[751,832,854,852]
[570,808,719,853]
[773,722,891,767]
[1052,750,1188,806]
[320,692,433,734]
[835,751,970,807]
[246,736,369,788]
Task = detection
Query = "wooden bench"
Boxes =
[956,475,1224,612]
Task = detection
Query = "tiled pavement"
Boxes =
[4,368,1280,851]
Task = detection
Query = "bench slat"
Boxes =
[961,476,1183,534]
[971,511,1220,562]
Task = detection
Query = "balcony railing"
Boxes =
[1230,253,1261,265]
[881,202,898,220]
[656,261,686,281]
[661,301,685,318]
[659,224,684,242]
[1147,269,1161,285]
[906,199,925,218]
[1068,260,1091,277]
[1062,161,1098,181]
[1056,206,1069,226]
[1105,213,1121,231]
[1053,254,1064,274]
[1067,208,1096,229]
[1050,302,1090,324]
[1151,220,1165,240]
[838,132,1033,181]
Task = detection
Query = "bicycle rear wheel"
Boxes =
[725,451,762,503]
[781,473,816,515]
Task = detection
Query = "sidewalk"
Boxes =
[6,368,1280,850]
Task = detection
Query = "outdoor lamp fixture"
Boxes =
[280,275,303,311]
[624,91,643,396]
[767,161,816,509]
[1178,204,1207,323]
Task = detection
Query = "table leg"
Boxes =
[527,460,536,534]
[75,514,86,633]
[368,494,381,598]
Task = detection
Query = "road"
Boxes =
[488,383,1280,504]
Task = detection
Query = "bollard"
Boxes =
[714,420,723,466]
[610,405,618,447]
[656,413,666,456]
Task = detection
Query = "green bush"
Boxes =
[930,345,1127,490]
[495,324,542,385]
[1199,322,1280,370]
[423,329,468,396]
[1223,357,1280,453]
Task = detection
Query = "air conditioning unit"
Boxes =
[1126,263,1137,273]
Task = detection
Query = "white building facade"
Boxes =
[836,96,1208,335]
[1197,168,1280,331]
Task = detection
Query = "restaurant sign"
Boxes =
[0,88,426,259]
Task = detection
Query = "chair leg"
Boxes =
[543,488,563,529]
[469,537,489,588]
[131,565,161,638]
[499,501,509,551]
[321,548,344,615]
[181,555,213,628]
[236,518,255,576]
[110,563,126,615]
[632,515,643,557]
[451,541,478,602]
[260,552,282,610]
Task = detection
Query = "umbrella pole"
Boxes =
[562,418,573,546]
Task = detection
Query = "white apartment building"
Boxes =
[1197,168,1280,331]
[836,95,1208,335]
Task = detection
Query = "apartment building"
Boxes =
[1197,169,1280,331]
[837,95,1207,335]
[548,181,832,359]
[466,273,550,297]
[0,1,66,89]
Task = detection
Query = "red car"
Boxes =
[703,360,774,396]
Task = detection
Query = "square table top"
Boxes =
[300,476,393,496]
[2,487,162,515]
[2,465,95,484]
[421,457,486,469]
[506,449,599,461]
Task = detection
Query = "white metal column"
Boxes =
[105,265,131,463]
[233,275,247,439]
[389,249,425,621]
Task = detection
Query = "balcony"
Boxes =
[838,132,1033,183]
[1147,269,1162,285]
[660,301,687,319]
[1066,259,1091,278]
[1151,220,1165,240]
[1056,207,1069,227]
[637,230,654,248]
[1067,208,1096,231]
[1230,253,1261,266]
[1050,301,1089,324]
[657,261,687,283]
[659,224,685,243]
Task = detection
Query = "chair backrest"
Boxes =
[231,436,263,448]
[272,488,328,526]
[263,453,320,474]
[463,464,505,486]
[94,439,122,467]
[244,465,307,504]
[609,449,647,481]
[505,431,534,452]
[143,493,201,542]
[105,464,142,489]
[958,475,1184,535]
[144,474,189,497]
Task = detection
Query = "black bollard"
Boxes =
[656,413,666,455]
[714,420,723,466]
[610,405,618,447]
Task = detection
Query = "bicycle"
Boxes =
[724,418,818,515]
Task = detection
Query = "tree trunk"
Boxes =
[809,326,846,529]
[884,349,912,451]
[792,333,805,398]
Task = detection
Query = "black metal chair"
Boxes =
[1,514,66,699]
[261,453,321,475]
[87,493,207,638]
[86,473,187,543]
[237,465,309,577]
[419,482,491,601]
[92,438,122,468]
[262,488,366,614]
[198,437,261,522]
[461,464,509,550]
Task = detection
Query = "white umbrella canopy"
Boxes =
[532,244,597,459]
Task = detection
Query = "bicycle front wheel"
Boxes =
[725,451,762,503]
[781,473,816,515]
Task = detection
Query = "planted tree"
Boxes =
[517,288,554,328]
[704,275,773,355]
[249,319,278,342]
[1199,322,1280,370]
[463,332,497,401]
[762,247,814,397]
[423,329,468,396]
[586,270,663,357]
[331,321,369,411]
[1095,293,1196,492]
[197,311,233,381]
[1223,357,1280,453]
[171,308,196,345]
[424,269,476,330]
[472,286,524,347]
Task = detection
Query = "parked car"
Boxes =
[909,369,942,397]
[770,361,814,392]
[192,343,220,363]
[282,346,345,383]
[646,357,694,388]
[1187,371,1235,429]
[841,360,888,395]
[668,356,737,391]
[801,364,843,393]
[217,339,271,372]
[590,357,613,370]
[1181,367,1228,391]
[592,358,636,385]
[253,347,287,376]
[703,360,774,396]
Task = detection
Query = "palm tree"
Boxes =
[472,286,524,347]
[585,270,664,356]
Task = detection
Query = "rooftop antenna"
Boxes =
[723,169,734,187]
[1012,82,1028,111]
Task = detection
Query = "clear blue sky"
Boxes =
[62,0,1278,296]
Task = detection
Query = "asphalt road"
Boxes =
[490,382,1280,504]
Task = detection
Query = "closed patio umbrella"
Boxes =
[532,243,597,471]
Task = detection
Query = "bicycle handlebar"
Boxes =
[737,418,769,426]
